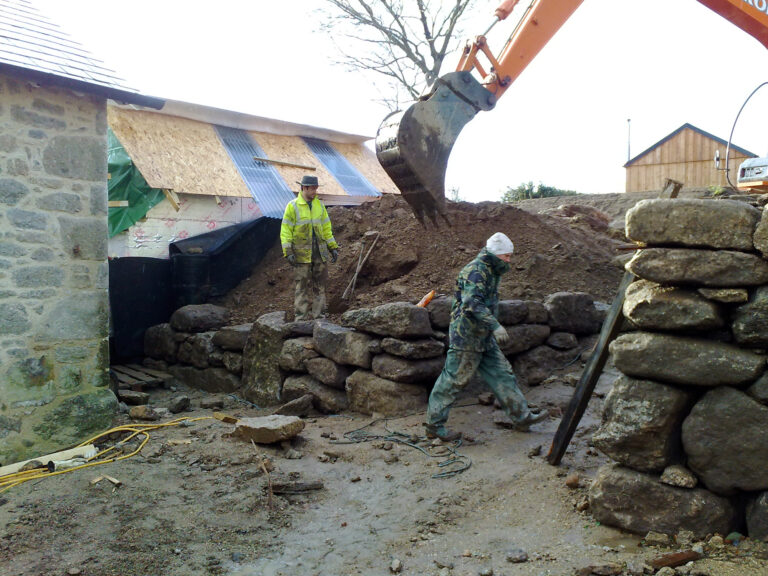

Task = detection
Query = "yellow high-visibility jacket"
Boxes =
[280,195,338,263]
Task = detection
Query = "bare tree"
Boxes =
[319,0,483,111]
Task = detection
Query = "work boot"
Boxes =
[514,409,550,432]
[424,423,462,442]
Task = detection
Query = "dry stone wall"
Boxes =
[589,197,768,541]
[145,295,605,419]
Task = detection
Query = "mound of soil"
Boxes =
[218,194,627,324]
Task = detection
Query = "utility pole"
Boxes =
[627,118,631,162]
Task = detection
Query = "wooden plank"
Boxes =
[162,188,180,211]
[125,364,172,380]
[111,370,140,386]
[253,155,316,171]
[660,178,682,199]
[112,365,160,382]
[269,480,324,494]
[111,366,161,389]
[547,270,635,466]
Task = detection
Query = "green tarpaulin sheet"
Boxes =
[108,128,166,238]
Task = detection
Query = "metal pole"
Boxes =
[627,118,631,162]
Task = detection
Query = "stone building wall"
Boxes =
[0,70,115,465]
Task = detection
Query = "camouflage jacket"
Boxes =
[448,248,511,351]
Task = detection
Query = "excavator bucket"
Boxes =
[376,71,496,226]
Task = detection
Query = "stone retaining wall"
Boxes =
[589,197,768,540]
[144,294,605,418]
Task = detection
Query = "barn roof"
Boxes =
[0,0,162,108]
[108,100,397,218]
[624,122,756,167]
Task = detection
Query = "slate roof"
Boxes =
[0,0,162,108]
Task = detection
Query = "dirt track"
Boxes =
[3,193,767,576]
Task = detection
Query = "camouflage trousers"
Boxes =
[294,258,328,321]
[427,345,530,429]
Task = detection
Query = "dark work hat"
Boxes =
[298,175,320,187]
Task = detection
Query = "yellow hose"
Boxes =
[0,416,213,493]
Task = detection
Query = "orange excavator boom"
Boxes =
[376,0,768,225]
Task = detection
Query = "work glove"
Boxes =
[330,249,338,263]
[493,326,510,348]
[286,253,296,267]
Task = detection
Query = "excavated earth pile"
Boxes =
[218,194,626,323]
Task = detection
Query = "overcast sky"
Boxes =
[32,0,768,202]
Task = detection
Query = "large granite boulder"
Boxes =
[625,198,760,250]
[499,324,551,356]
[313,321,375,368]
[589,464,737,538]
[144,323,183,363]
[610,332,765,387]
[682,386,768,494]
[732,286,768,347]
[341,302,433,338]
[697,287,749,304]
[512,345,580,386]
[170,304,230,333]
[176,332,216,369]
[626,248,768,287]
[346,370,428,416]
[546,332,578,350]
[753,204,768,258]
[281,374,348,414]
[278,337,319,373]
[426,296,452,330]
[544,292,602,334]
[241,311,291,405]
[497,300,529,325]
[212,323,252,351]
[748,372,768,405]
[305,357,354,390]
[232,415,305,444]
[623,280,725,332]
[371,353,444,384]
[381,337,444,359]
[592,376,692,473]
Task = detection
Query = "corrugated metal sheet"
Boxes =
[0,0,135,92]
[215,125,294,218]
[303,137,380,197]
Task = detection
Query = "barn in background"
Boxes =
[624,123,757,193]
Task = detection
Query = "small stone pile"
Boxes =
[144,294,606,418]
[588,198,768,541]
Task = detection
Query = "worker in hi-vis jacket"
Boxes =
[280,175,339,321]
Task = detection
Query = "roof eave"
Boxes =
[119,98,372,144]
[0,63,164,109]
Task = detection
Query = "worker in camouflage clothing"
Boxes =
[280,175,339,321]
[425,232,548,441]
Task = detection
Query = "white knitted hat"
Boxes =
[486,232,514,255]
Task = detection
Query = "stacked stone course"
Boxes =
[589,198,768,540]
[145,294,605,418]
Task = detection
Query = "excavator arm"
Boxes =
[376,0,768,225]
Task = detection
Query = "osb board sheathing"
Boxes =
[109,107,252,198]
[251,131,345,197]
[332,142,399,195]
